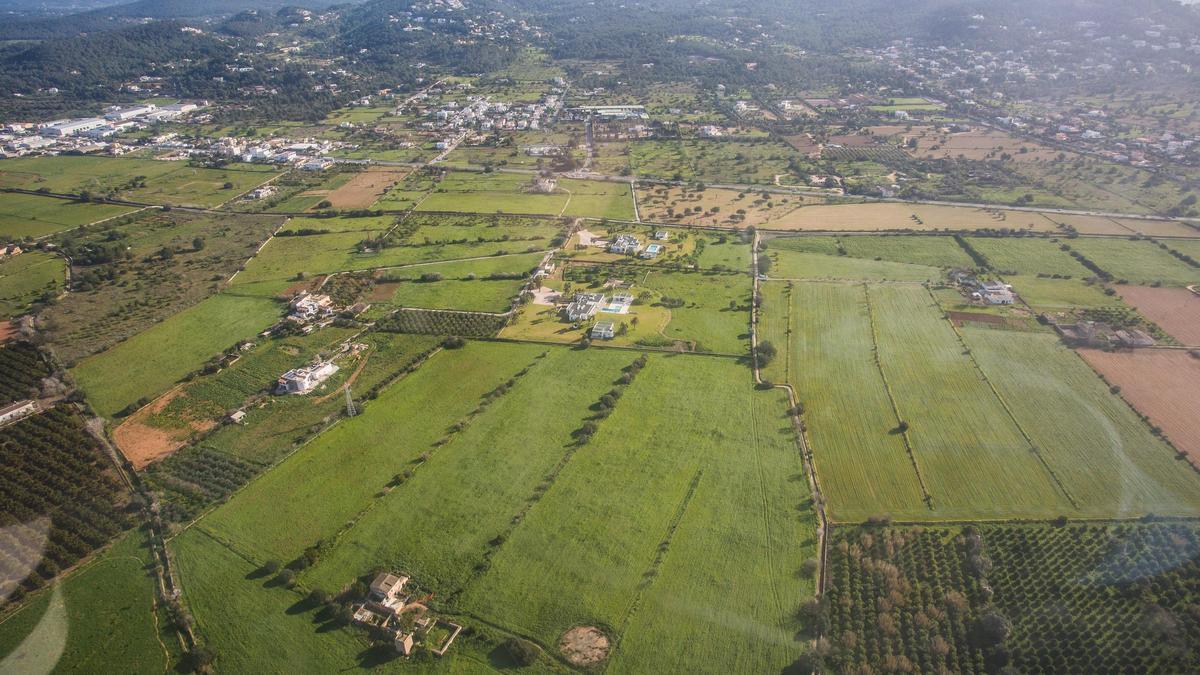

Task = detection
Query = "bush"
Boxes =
[274,569,296,588]
[503,638,541,667]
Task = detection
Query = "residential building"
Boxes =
[608,235,642,255]
[591,321,616,340]
[564,293,605,322]
[640,243,663,259]
[276,362,339,395]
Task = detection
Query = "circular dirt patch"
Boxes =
[559,626,610,667]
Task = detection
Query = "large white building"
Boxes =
[105,104,157,121]
[0,400,38,426]
[43,118,106,137]
[276,362,339,395]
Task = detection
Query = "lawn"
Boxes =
[966,237,1092,277]
[0,531,175,674]
[0,193,135,239]
[197,341,547,563]
[301,347,635,595]
[1066,237,1200,287]
[960,327,1200,517]
[72,292,281,418]
[869,285,1072,518]
[767,249,943,282]
[773,282,930,521]
[459,355,813,673]
[0,251,63,319]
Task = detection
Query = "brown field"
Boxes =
[112,386,213,469]
[1116,286,1200,346]
[781,134,821,156]
[1043,213,1200,238]
[0,321,13,344]
[1078,349,1200,466]
[324,168,410,209]
[637,185,830,228]
[758,202,1058,232]
[901,126,1061,162]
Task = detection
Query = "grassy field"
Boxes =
[0,156,278,209]
[629,138,804,184]
[302,347,635,595]
[1066,237,1200,286]
[0,531,175,674]
[769,234,972,268]
[869,285,1071,518]
[641,270,750,354]
[197,342,546,563]
[416,172,635,220]
[0,193,135,239]
[960,327,1200,517]
[772,282,930,520]
[767,248,943,282]
[1012,276,1122,310]
[0,251,63,319]
[72,292,281,418]
[459,355,812,672]
[757,203,1059,232]
[967,237,1092,277]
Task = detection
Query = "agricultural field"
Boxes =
[1115,285,1200,345]
[1077,349,1200,466]
[1065,237,1200,286]
[965,236,1092,277]
[757,202,1058,233]
[768,234,972,269]
[0,341,51,405]
[72,292,282,418]
[636,184,829,229]
[0,193,134,239]
[196,342,547,563]
[960,327,1200,517]
[628,138,807,184]
[902,125,1061,162]
[765,248,943,282]
[1010,276,1122,310]
[0,531,176,674]
[0,156,279,208]
[0,251,63,319]
[824,523,1200,674]
[40,210,283,363]
[416,171,636,220]
[459,355,814,672]
[0,406,133,599]
[321,168,411,209]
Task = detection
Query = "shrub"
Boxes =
[503,638,540,667]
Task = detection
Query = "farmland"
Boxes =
[766,248,943,282]
[824,522,1200,674]
[0,251,63,319]
[1065,237,1200,286]
[0,193,134,239]
[72,292,282,418]
[965,236,1092,277]
[415,171,636,220]
[1077,349,1200,466]
[0,531,175,674]
[629,138,805,184]
[1115,285,1200,345]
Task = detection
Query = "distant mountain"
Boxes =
[0,0,360,39]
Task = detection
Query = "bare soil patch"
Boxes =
[367,281,402,302]
[325,168,410,209]
[1116,286,1200,346]
[112,386,213,469]
[948,311,1007,327]
[559,626,610,667]
[0,321,14,344]
[1078,349,1200,466]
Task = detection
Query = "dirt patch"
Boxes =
[112,386,215,470]
[948,311,1006,326]
[1078,349,1200,466]
[530,286,562,306]
[367,281,402,302]
[0,321,14,344]
[559,626,610,667]
[1115,286,1200,346]
[574,229,605,247]
[324,168,410,209]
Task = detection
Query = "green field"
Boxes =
[72,292,281,417]
[0,193,135,239]
[416,172,636,220]
[197,342,546,563]
[641,270,751,354]
[0,156,278,209]
[1067,237,1200,286]
[869,285,1070,518]
[967,237,1092,277]
[767,248,943,282]
[629,138,805,184]
[0,531,175,674]
[773,282,929,520]
[1011,276,1122,309]
[840,235,972,268]
[460,355,812,672]
[302,347,636,594]
[960,327,1200,516]
[0,251,63,319]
